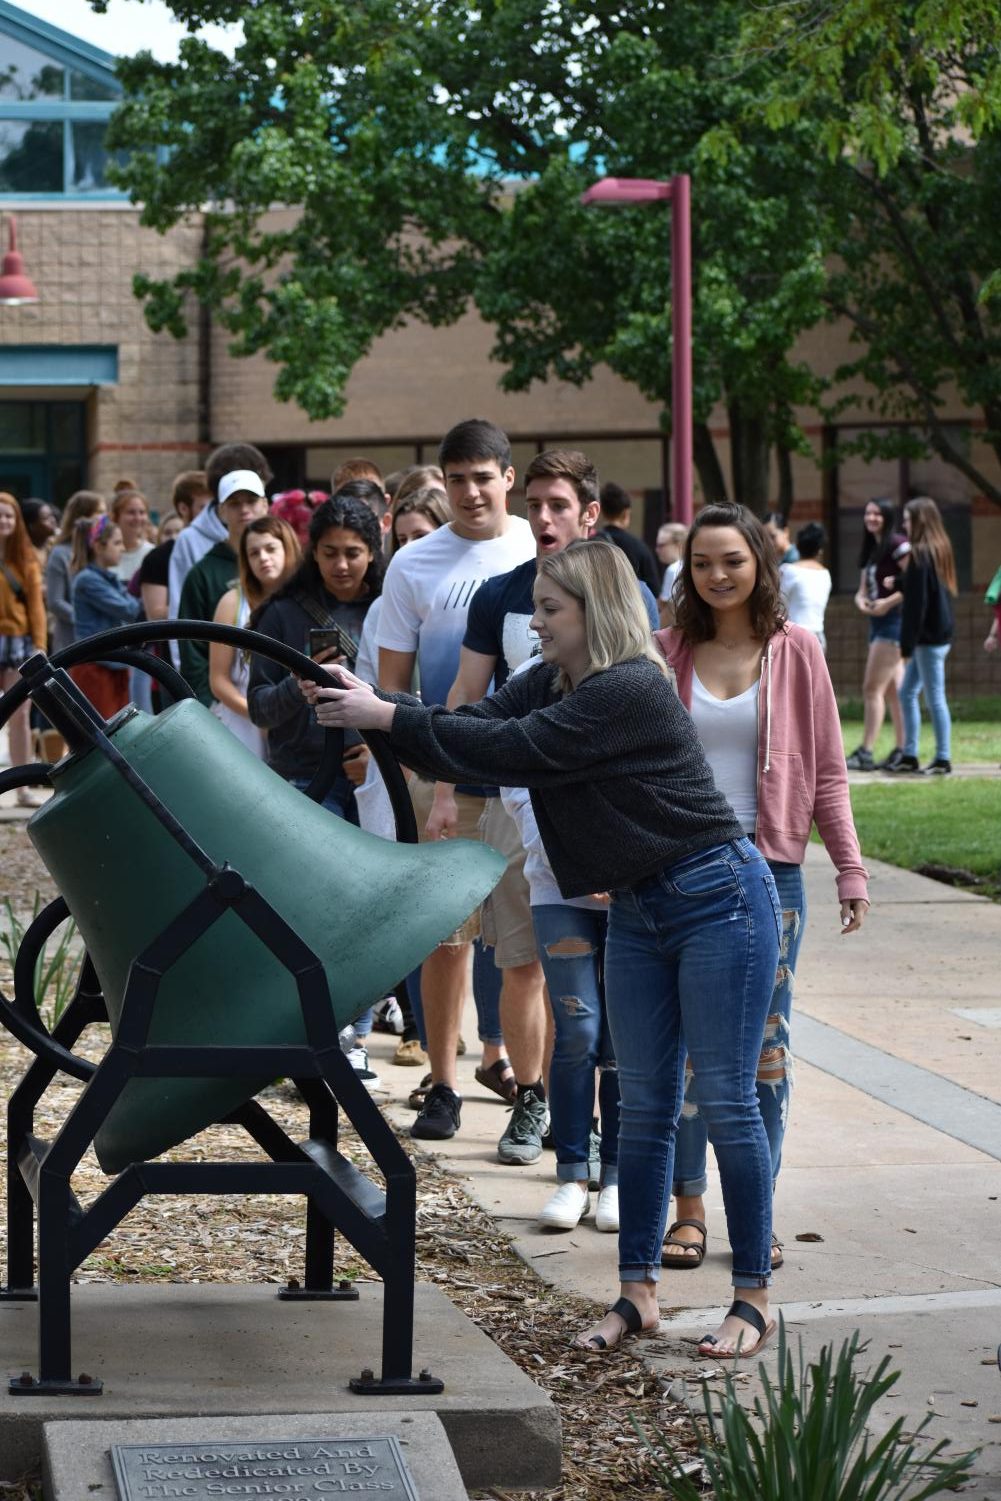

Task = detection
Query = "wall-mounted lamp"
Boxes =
[0,215,39,305]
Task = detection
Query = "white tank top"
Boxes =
[690,668,759,835]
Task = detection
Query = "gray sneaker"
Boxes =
[587,1129,602,1190]
[498,1088,550,1165]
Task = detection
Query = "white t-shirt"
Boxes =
[781,563,832,638]
[658,557,682,603]
[690,669,759,835]
[116,541,153,584]
[376,518,535,709]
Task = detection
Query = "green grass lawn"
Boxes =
[820,699,1001,895]
[843,780,1001,899]
[838,714,1001,765]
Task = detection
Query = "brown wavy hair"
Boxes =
[903,496,957,595]
[673,503,787,645]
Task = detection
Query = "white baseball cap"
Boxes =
[218,469,267,505]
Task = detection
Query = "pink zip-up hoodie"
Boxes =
[655,623,869,903]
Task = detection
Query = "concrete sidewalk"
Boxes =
[371,844,1001,1495]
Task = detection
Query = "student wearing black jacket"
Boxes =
[248,494,383,816]
[303,539,783,1363]
[890,496,957,775]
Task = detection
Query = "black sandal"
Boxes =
[661,1218,707,1269]
[576,1296,645,1351]
[474,1056,517,1103]
[698,1298,776,1360]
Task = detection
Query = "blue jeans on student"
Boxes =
[472,936,504,1047]
[605,838,780,1288]
[900,644,952,761]
[673,861,806,1195]
[532,904,618,1186]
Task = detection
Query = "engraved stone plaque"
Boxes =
[112,1437,420,1501]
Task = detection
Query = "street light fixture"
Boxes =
[0,214,39,306]
[580,175,692,525]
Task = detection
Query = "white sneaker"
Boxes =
[345,1044,382,1094]
[538,1182,590,1231]
[373,996,404,1035]
[594,1184,619,1233]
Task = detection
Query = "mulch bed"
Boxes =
[0,823,705,1500]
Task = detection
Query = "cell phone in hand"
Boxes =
[308,625,358,663]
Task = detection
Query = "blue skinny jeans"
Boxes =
[673,861,806,1195]
[532,904,618,1186]
[605,838,780,1288]
[900,644,952,761]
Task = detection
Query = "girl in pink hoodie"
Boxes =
[656,504,869,1326]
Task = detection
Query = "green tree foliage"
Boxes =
[465,2,831,509]
[97,0,834,510]
[741,1,1001,506]
[100,0,499,419]
[99,0,1001,511]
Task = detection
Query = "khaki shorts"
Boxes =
[479,794,539,970]
[409,777,484,946]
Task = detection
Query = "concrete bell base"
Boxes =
[0,1283,560,1494]
[43,1413,468,1501]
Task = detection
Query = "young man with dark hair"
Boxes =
[136,470,211,628]
[457,449,659,1164]
[377,418,535,1140]
[332,459,391,542]
[598,481,660,595]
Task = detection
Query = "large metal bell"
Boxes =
[27,700,504,1173]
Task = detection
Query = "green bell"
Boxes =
[28,700,503,1174]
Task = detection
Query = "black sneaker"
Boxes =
[886,754,920,774]
[845,746,875,770]
[876,747,905,770]
[411,1083,461,1140]
[922,758,952,775]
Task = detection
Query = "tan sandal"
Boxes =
[661,1217,707,1269]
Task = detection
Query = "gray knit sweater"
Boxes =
[388,657,743,899]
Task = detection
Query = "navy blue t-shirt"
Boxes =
[464,556,660,688]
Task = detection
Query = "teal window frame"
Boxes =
[0,0,125,200]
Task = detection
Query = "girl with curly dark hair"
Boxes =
[655,504,868,1313]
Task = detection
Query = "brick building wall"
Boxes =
[0,206,205,511]
[825,595,1001,700]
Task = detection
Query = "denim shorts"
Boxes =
[868,607,901,644]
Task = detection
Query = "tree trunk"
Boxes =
[776,444,794,519]
[693,422,728,506]
[729,402,770,516]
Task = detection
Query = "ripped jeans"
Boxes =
[672,860,806,1196]
[532,904,619,1186]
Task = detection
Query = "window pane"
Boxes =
[69,68,119,103]
[70,119,126,192]
[52,459,86,509]
[50,403,84,454]
[0,37,64,101]
[0,404,45,453]
[0,118,62,192]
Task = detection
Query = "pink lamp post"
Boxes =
[580,175,692,524]
[0,215,39,306]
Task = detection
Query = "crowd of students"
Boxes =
[6,420,978,1357]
